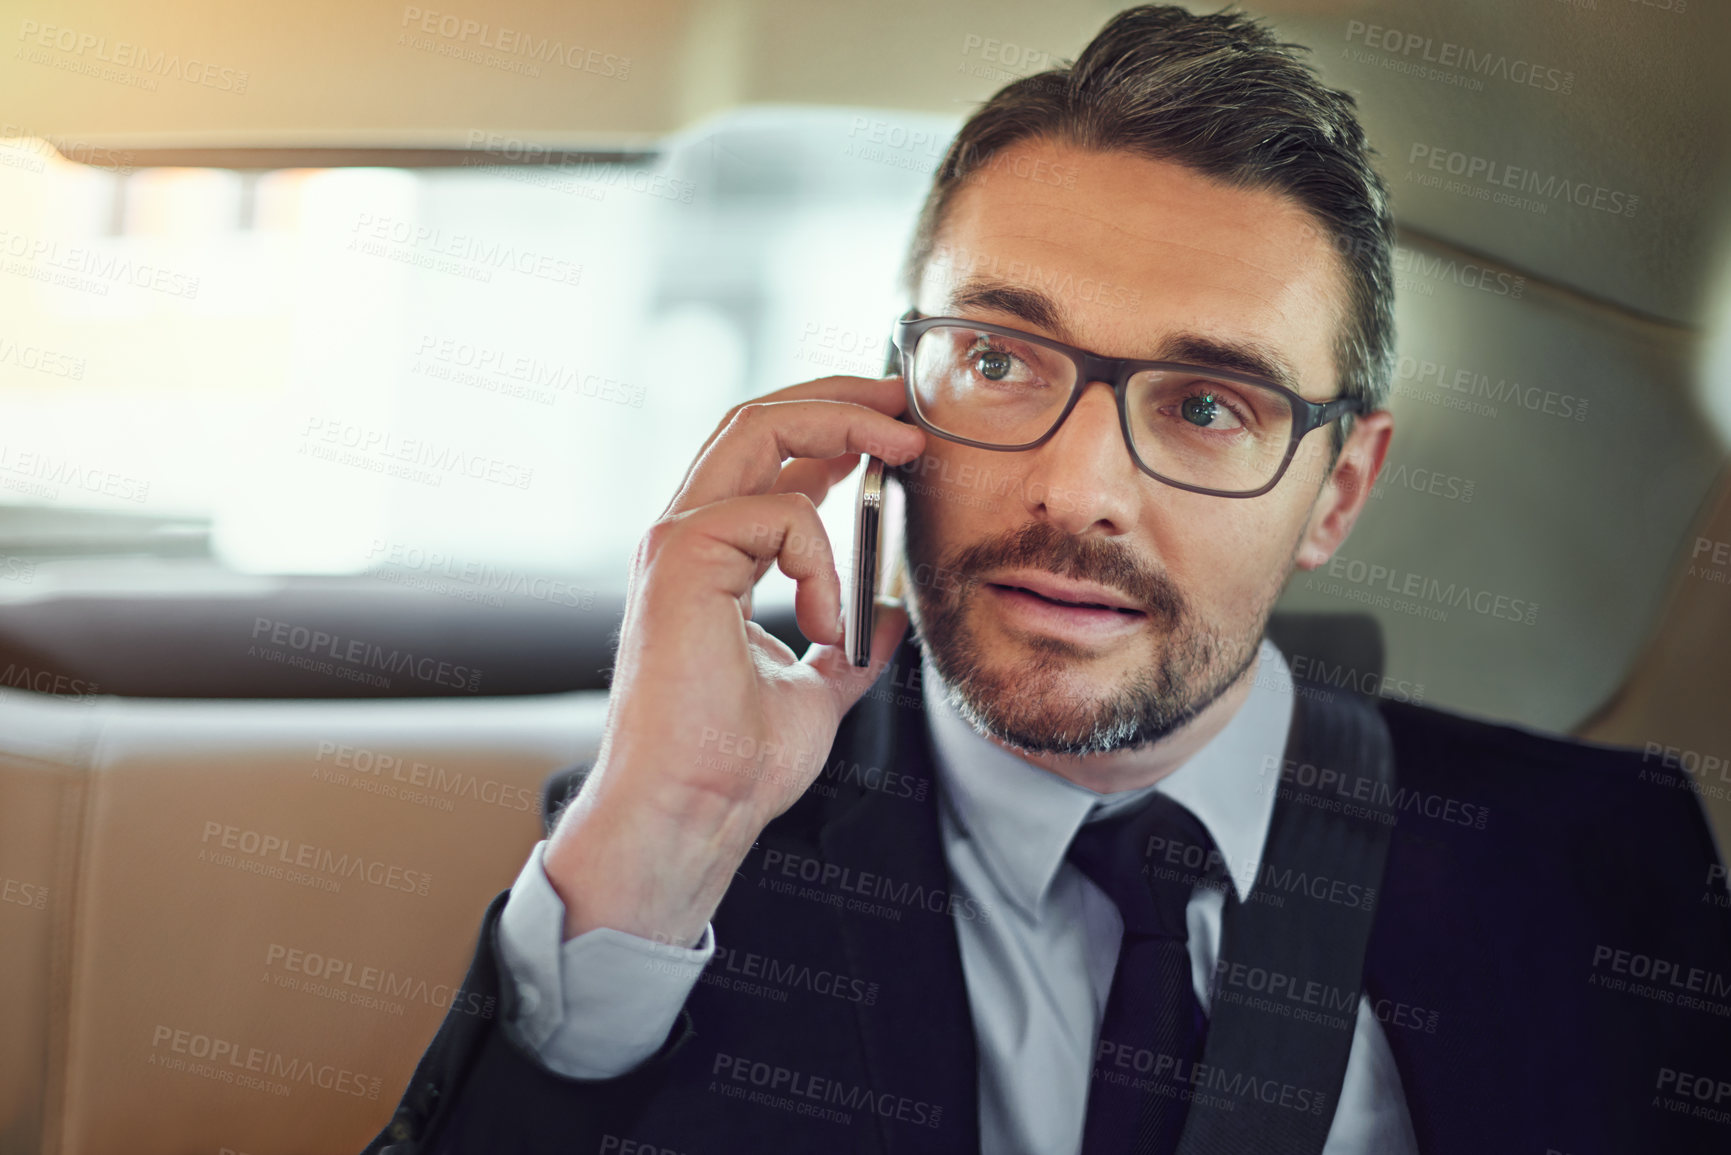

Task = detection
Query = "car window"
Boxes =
[0,107,953,591]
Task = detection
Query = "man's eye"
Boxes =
[976,348,1016,380]
[1182,393,1217,425]
[1177,391,1245,430]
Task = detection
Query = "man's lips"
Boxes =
[984,573,1146,615]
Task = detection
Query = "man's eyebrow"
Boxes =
[1151,333,1304,395]
[942,275,1308,395]
[944,278,1076,343]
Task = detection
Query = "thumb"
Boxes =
[805,597,911,714]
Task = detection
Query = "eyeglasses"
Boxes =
[889,309,1365,498]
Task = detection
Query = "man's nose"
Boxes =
[1020,380,1142,535]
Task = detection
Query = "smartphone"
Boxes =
[844,335,910,666]
[846,455,886,667]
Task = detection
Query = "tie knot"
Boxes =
[1065,793,1218,941]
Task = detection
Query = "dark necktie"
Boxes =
[1066,793,1218,1155]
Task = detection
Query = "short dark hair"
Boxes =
[902,4,1394,452]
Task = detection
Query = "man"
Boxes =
[367,7,1731,1154]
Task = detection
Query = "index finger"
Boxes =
[689,374,909,466]
[666,396,924,517]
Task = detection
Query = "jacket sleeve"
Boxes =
[362,764,705,1154]
[360,886,700,1155]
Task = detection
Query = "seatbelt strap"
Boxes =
[1173,684,1399,1155]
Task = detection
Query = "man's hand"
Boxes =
[543,374,926,947]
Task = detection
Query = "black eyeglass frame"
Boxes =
[888,308,1367,499]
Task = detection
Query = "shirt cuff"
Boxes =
[496,839,715,1080]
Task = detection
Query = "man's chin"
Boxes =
[946,687,1166,758]
[933,647,1174,757]
[913,604,1246,757]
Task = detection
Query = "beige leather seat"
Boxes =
[0,697,89,1155]
[0,686,607,1155]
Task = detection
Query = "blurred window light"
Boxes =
[0,107,958,587]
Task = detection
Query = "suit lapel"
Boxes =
[815,633,982,1155]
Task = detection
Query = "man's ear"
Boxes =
[1293,409,1394,570]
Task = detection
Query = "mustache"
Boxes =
[934,521,1185,622]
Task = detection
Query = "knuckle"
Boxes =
[708,400,759,447]
[779,494,829,564]
[730,401,771,430]
[638,517,682,559]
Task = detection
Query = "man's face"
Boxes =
[901,138,1365,758]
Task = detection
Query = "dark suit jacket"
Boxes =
[365,633,1731,1155]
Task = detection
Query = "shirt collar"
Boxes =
[923,637,1294,922]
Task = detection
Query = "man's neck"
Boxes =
[982,646,1264,796]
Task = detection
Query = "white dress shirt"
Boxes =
[495,638,1420,1154]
